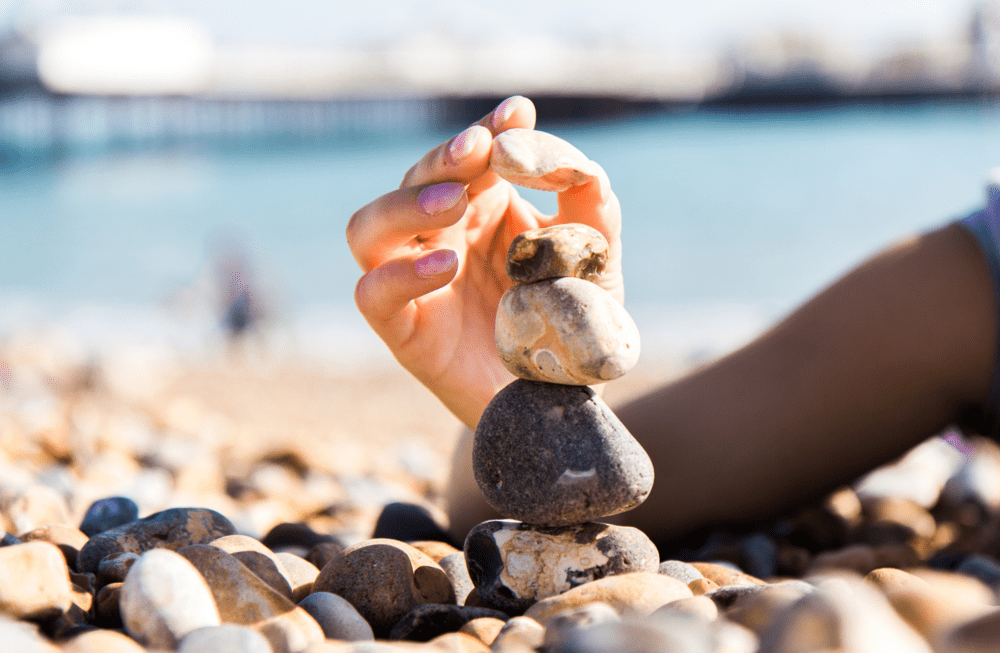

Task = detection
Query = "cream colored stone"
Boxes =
[496,278,639,385]
[524,572,692,625]
[505,224,608,284]
[490,128,601,192]
[0,541,72,620]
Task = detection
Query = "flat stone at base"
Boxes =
[464,520,659,614]
[473,381,653,526]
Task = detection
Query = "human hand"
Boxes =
[347,96,623,428]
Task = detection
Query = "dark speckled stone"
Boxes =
[473,380,653,526]
[76,507,236,574]
[464,520,659,614]
[505,224,608,285]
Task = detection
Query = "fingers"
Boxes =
[354,249,458,343]
[347,181,469,272]
[400,96,537,189]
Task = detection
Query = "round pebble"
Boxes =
[298,591,374,641]
[523,572,692,625]
[61,628,147,653]
[79,497,139,537]
[473,380,653,526]
[119,548,221,649]
[178,624,273,653]
[505,224,608,285]
[311,538,456,636]
[0,541,72,620]
[464,520,659,613]
[495,278,639,385]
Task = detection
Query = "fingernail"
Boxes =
[419,182,465,214]
[415,249,457,279]
[448,125,479,163]
[492,96,522,130]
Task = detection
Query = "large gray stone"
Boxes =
[495,278,639,385]
[473,381,653,526]
[464,520,659,613]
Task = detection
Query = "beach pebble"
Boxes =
[688,578,720,595]
[305,541,346,571]
[757,575,930,653]
[490,128,602,192]
[0,616,60,652]
[388,604,508,641]
[863,567,929,594]
[523,572,692,625]
[0,485,71,534]
[0,541,72,620]
[275,552,319,603]
[61,628,147,653]
[652,594,719,621]
[176,544,296,624]
[298,592,374,641]
[93,582,123,627]
[956,553,1000,589]
[935,607,1000,653]
[311,538,456,636]
[806,543,878,576]
[473,381,653,526]
[19,524,88,571]
[178,624,274,653]
[738,533,778,580]
[119,548,221,650]
[438,551,474,605]
[490,616,545,652]
[79,497,139,537]
[458,617,506,645]
[262,522,341,553]
[253,606,325,653]
[505,224,608,285]
[464,520,658,613]
[542,602,621,651]
[495,278,639,385]
[97,551,139,585]
[77,507,236,574]
[550,612,714,653]
[689,562,766,588]
[721,583,813,635]
[408,541,460,563]
[373,503,455,546]
[658,560,703,584]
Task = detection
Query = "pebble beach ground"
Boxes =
[5,330,1000,652]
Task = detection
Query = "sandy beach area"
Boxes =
[0,328,687,542]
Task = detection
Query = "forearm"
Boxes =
[618,224,997,542]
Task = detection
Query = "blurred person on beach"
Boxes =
[347,95,1000,546]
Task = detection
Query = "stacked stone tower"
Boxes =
[462,129,659,614]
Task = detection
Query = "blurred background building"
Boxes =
[2,0,999,154]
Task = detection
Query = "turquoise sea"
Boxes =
[3,100,1000,366]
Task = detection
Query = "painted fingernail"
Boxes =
[415,249,458,279]
[448,125,479,163]
[492,96,522,130]
[419,182,465,214]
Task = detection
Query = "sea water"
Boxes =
[2,100,1000,367]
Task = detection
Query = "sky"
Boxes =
[0,0,987,54]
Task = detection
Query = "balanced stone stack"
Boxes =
[465,128,659,614]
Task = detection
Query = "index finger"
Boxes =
[399,96,538,190]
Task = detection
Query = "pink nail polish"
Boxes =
[492,96,521,130]
[419,182,465,214]
[448,126,479,162]
[415,250,457,279]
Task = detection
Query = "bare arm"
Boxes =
[619,223,996,542]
